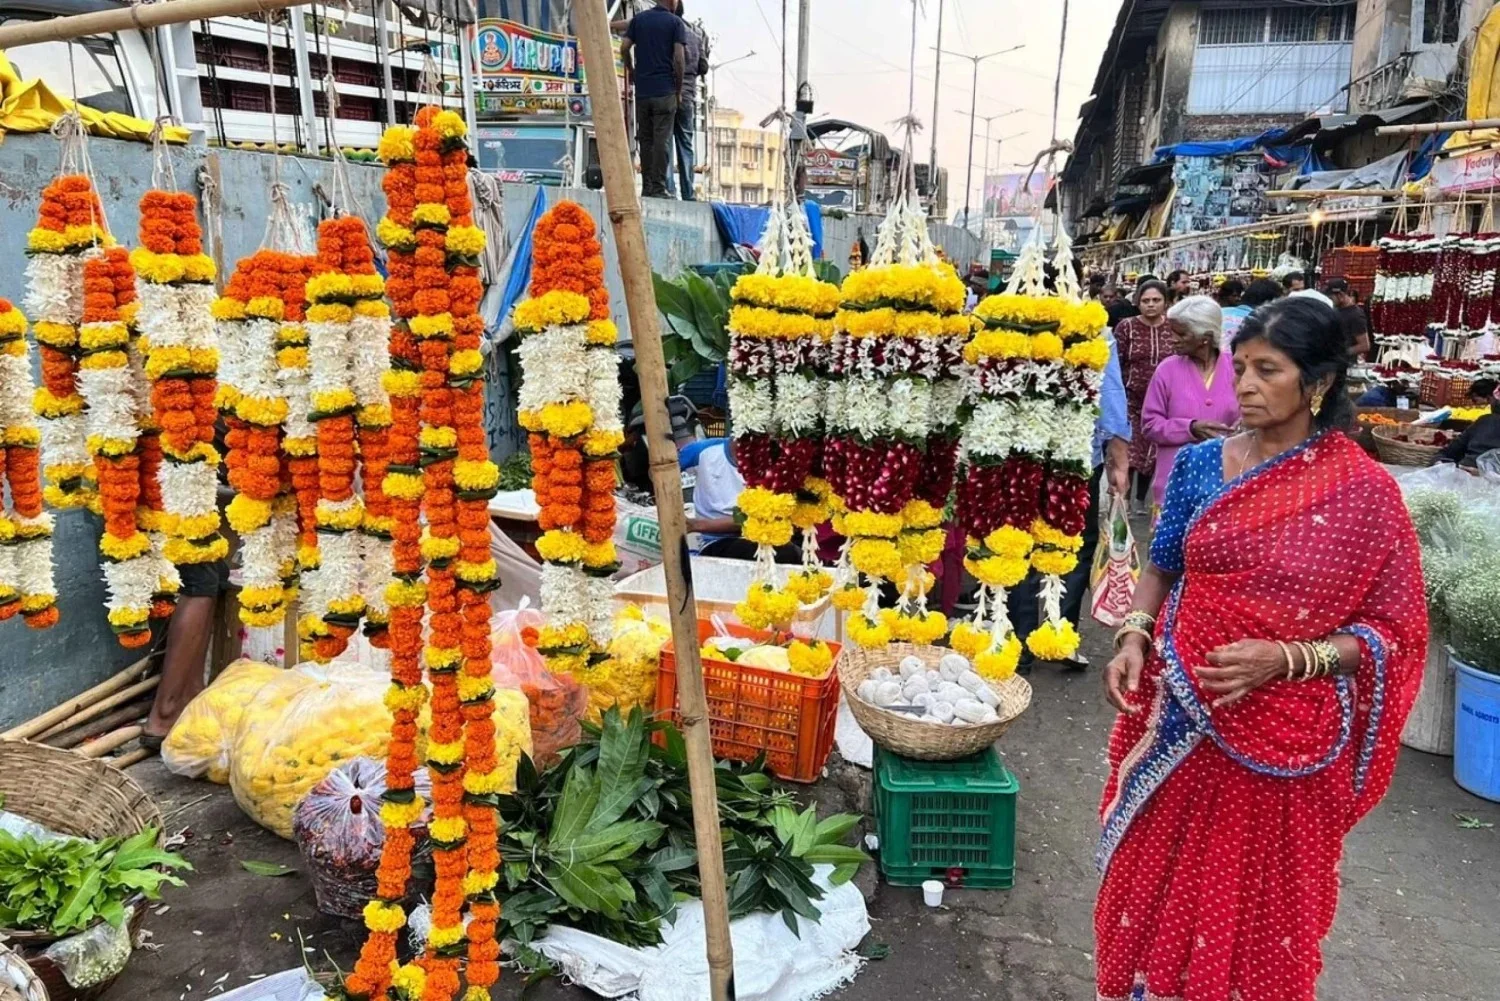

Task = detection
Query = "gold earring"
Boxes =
[1311,389,1325,413]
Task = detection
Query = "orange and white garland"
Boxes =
[78,246,160,645]
[0,300,56,628]
[133,190,226,569]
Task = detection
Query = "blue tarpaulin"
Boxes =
[484,186,548,341]
[710,201,824,259]
[1154,128,1331,174]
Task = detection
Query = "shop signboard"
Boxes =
[1432,148,1500,194]
[472,17,587,116]
[804,147,858,187]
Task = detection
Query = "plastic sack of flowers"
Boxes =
[161,658,287,783]
[491,601,588,768]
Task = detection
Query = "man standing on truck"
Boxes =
[671,2,709,200]
[620,0,686,199]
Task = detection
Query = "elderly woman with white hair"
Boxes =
[1139,294,1241,511]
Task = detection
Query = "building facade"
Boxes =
[705,106,787,205]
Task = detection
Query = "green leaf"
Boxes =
[828,862,860,886]
[813,813,861,845]
[667,352,706,391]
[648,842,697,873]
[857,940,892,960]
[683,274,730,358]
[801,844,870,866]
[652,272,696,323]
[587,707,651,832]
[546,863,628,919]
[551,763,601,845]
[240,860,297,877]
[53,868,102,932]
[98,898,127,928]
[552,820,664,865]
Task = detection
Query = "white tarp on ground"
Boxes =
[522,868,869,1001]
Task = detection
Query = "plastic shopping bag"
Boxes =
[162,659,287,783]
[491,599,589,769]
[1089,494,1140,628]
[292,757,433,919]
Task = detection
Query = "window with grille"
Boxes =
[1422,0,1461,44]
[718,145,735,167]
[1189,4,1355,115]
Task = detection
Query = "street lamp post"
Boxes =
[956,108,1019,236]
[936,43,1024,233]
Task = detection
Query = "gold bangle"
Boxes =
[1113,624,1153,651]
[1277,640,1295,681]
[1316,639,1340,677]
[1121,610,1157,633]
[1295,642,1316,682]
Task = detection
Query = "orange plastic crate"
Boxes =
[655,620,842,783]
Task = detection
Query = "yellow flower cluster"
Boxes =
[1064,337,1111,371]
[850,537,903,581]
[785,567,832,605]
[787,639,834,677]
[514,289,591,333]
[735,582,799,630]
[728,305,835,340]
[838,308,974,339]
[883,607,947,644]
[974,293,1066,329]
[27,224,110,255]
[1026,619,1081,661]
[732,273,842,316]
[843,510,903,538]
[519,400,594,438]
[1029,518,1083,576]
[963,525,1035,589]
[376,124,416,163]
[848,612,893,649]
[830,583,865,612]
[128,248,215,285]
[842,262,966,313]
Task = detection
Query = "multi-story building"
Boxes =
[704,105,786,204]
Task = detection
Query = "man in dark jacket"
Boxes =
[670,2,709,200]
[620,0,686,198]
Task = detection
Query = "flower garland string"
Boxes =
[343,122,423,1001]
[133,190,227,570]
[78,246,156,645]
[827,182,967,647]
[516,202,621,691]
[0,300,56,627]
[215,251,293,627]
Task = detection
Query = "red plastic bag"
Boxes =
[491,599,589,769]
[292,757,431,918]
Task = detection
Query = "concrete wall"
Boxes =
[1152,3,1201,152]
[0,131,986,728]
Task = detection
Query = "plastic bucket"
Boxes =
[1453,656,1500,802]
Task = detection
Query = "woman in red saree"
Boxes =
[1095,297,1428,1001]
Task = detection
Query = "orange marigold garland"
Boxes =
[78,247,156,645]
[133,190,227,568]
[0,300,56,627]
[343,123,423,1001]
[216,250,293,626]
[26,175,103,515]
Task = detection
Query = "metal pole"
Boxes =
[459,19,479,141]
[376,0,397,124]
[928,0,944,207]
[289,7,320,155]
[963,56,977,231]
[980,114,991,243]
[795,0,812,101]
[572,3,736,1000]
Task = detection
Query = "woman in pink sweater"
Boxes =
[1141,295,1241,510]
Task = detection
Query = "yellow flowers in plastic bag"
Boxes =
[576,606,669,724]
[163,659,287,784]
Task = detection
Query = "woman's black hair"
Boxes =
[1232,297,1354,431]
[1134,279,1168,305]
[1469,377,1498,402]
[1241,278,1283,307]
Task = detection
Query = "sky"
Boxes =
[689,0,1121,218]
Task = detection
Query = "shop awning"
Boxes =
[1281,101,1435,149]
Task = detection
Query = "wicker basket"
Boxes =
[1352,407,1420,455]
[0,741,161,1001]
[1372,423,1446,467]
[837,643,1031,761]
[0,944,45,1001]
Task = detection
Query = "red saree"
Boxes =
[1094,431,1427,1001]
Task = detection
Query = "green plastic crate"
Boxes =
[873,745,1018,889]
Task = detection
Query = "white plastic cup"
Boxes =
[921,879,945,907]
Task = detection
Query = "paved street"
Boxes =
[108,616,1499,1001]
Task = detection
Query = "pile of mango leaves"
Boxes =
[499,707,867,948]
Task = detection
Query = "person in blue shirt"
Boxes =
[1008,335,1132,672]
[620,0,687,199]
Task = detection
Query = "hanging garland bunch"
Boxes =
[826,190,966,648]
[271,251,319,616]
[78,246,157,645]
[133,189,226,569]
[0,300,56,628]
[342,122,424,1001]
[516,201,621,672]
[26,174,105,514]
[215,251,294,627]
[725,200,839,631]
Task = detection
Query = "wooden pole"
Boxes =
[1376,117,1500,136]
[2,656,154,741]
[1265,188,1410,199]
[47,701,153,750]
[0,0,312,47]
[78,725,145,759]
[572,4,735,999]
[108,747,155,770]
[36,676,160,741]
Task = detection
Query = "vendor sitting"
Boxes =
[1438,378,1500,468]
[685,435,799,563]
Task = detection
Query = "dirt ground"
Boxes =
[104,616,1500,1001]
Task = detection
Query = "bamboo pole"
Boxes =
[78,725,145,759]
[573,3,735,999]
[47,701,153,750]
[2,656,154,741]
[0,0,312,47]
[1265,188,1409,199]
[1376,117,1500,136]
[108,747,154,770]
[36,677,160,741]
